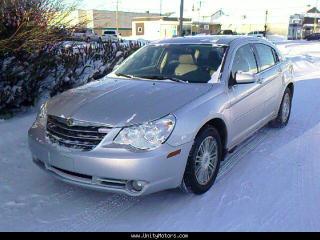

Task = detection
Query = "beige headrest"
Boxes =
[178,55,194,65]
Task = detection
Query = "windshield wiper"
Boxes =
[165,77,188,84]
[115,73,134,79]
[136,75,187,84]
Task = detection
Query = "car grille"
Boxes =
[46,115,110,151]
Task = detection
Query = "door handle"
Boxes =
[277,68,283,73]
[257,77,264,84]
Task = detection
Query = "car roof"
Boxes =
[152,35,253,45]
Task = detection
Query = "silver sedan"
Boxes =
[28,36,294,196]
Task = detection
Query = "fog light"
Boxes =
[130,180,147,192]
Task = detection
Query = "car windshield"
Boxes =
[114,44,227,83]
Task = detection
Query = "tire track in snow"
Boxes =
[293,94,320,230]
[33,193,141,232]
[217,128,271,181]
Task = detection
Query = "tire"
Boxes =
[182,126,222,194]
[270,88,292,128]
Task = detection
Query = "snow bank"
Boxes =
[266,34,289,44]
[276,41,320,79]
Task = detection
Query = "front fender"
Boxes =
[167,85,230,147]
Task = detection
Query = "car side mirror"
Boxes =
[235,71,257,84]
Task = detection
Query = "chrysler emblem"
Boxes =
[66,118,74,127]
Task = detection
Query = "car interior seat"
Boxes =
[174,54,198,76]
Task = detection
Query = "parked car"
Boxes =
[305,33,320,41]
[72,28,101,42]
[247,31,266,38]
[102,30,121,42]
[28,36,294,196]
[217,30,236,35]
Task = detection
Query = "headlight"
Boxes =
[37,102,48,126]
[114,115,176,150]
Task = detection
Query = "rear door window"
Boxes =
[255,44,276,71]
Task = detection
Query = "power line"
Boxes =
[82,0,319,21]
[83,0,316,12]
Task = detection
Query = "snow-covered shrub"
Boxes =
[0,0,145,115]
[0,40,144,115]
[49,40,143,96]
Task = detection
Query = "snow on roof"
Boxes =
[153,35,248,45]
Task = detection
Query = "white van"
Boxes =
[102,30,121,42]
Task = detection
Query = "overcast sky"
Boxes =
[68,0,319,23]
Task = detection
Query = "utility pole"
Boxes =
[160,0,162,16]
[242,15,247,34]
[179,0,184,36]
[314,0,319,33]
[116,0,119,33]
[198,1,202,22]
[264,10,268,37]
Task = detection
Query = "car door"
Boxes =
[253,43,283,119]
[228,44,266,145]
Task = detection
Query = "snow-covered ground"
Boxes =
[1,40,320,232]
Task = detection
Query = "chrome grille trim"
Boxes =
[47,124,103,141]
[46,115,110,151]
[47,120,99,134]
[47,133,98,149]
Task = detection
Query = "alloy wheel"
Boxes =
[195,136,219,185]
[282,93,291,123]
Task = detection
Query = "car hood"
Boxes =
[47,77,212,127]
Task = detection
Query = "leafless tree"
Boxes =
[0,0,78,54]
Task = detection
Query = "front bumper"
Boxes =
[28,123,193,196]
